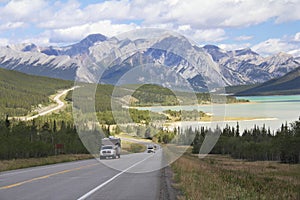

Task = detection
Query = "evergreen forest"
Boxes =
[0,68,73,116]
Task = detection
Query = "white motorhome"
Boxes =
[100,136,121,159]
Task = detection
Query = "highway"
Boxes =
[13,86,77,121]
[0,150,166,200]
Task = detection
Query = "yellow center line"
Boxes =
[0,163,99,190]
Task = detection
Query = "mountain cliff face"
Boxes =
[80,33,225,91]
[203,45,300,85]
[0,46,77,80]
[0,33,299,90]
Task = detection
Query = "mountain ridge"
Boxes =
[0,33,299,89]
[235,66,300,96]
[203,45,300,85]
[41,33,107,56]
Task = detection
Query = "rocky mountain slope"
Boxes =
[203,45,300,85]
[235,66,300,95]
[0,45,77,80]
[0,33,299,90]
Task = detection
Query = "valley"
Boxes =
[0,31,299,200]
[13,86,77,121]
[0,68,73,117]
[1,1,300,200]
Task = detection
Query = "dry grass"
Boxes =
[0,154,93,172]
[171,151,300,200]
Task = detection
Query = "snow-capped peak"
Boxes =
[0,33,299,88]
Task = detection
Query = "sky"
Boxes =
[0,0,300,57]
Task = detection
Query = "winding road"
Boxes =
[15,86,77,121]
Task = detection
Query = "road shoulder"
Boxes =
[159,166,180,200]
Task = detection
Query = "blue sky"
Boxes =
[0,0,300,57]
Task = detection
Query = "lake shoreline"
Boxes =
[164,117,278,127]
[127,95,299,132]
[129,101,257,110]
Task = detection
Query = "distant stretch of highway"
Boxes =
[14,86,77,121]
[0,150,165,200]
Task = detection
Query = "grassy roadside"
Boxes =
[171,150,300,200]
[0,154,93,172]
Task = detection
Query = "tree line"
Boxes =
[188,118,300,163]
[0,117,88,160]
[2,110,299,164]
[143,117,300,164]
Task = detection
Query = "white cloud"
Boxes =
[0,22,24,31]
[191,29,226,42]
[0,37,8,46]
[84,0,132,21]
[146,23,175,30]
[0,0,300,50]
[38,1,89,29]
[219,43,252,51]
[0,0,47,22]
[274,0,300,23]
[139,0,300,28]
[178,25,191,32]
[47,20,138,44]
[2,0,299,31]
[21,36,51,47]
[294,32,300,41]
[288,49,300,58]
[37,0,136,30]
[234,35,253,41]
[252,39,283,55]
[252,33,300,57]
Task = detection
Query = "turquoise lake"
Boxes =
[136,95,300,133]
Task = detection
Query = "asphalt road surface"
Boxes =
[0,150,164,200]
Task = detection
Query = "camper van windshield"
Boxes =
[102,146,113,149]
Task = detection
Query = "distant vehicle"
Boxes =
[100,136,121,159]
[147,144,155,153]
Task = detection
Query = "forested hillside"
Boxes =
[129,84,248,106]
[0,68,73,116]
[67,83,249,111]
[235,67,300,96]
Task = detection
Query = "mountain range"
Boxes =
[203,45,300,85]
[0,33,299,92]
[235,66,300,96]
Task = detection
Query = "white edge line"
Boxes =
[77,155,153,200]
